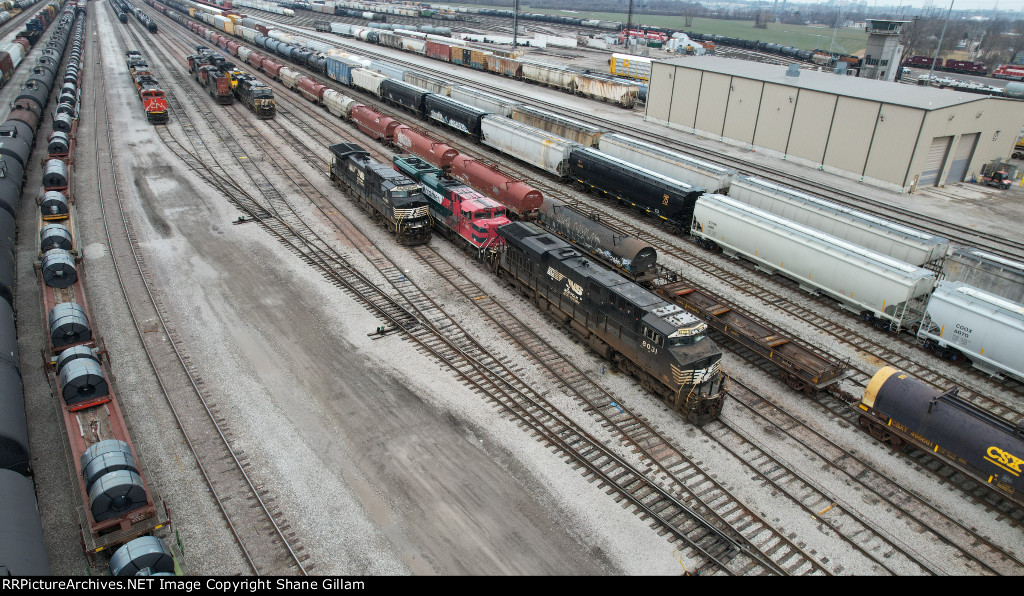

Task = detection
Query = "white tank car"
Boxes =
[917,281,1024,381]
[691,194,936,330]
[727,176,949,266]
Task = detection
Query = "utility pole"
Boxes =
[928,0,955,80]
[626,0,634,53]
[512,0,519,51]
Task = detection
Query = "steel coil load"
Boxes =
[52,113,73,134]
[82,446,138,492]
[58,89,75,107]
[42,158,67,188]
[60,81,75,97]
[40,190,68,217]
[48,302,91,348]
[41,249,76,288]
[109,537,174,576]
[55,344,97,374]
[79,439,131,473]
[56,101,75,117]
[39,222,71,251]
[87,469,147,522]
[47,130,69,155]
[58,356,108,404]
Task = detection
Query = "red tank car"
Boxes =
[261,58,284,78]
[297,77,327,103]
[393,125,458,169]
[351,105,400,142]
[246,50,264,69]
[449,155,543,218]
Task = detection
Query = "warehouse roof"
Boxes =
[659,56,997,110]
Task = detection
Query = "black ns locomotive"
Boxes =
[496,222,727,424]
[329,142,432,245]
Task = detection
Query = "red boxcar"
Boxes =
[261,58,284,78]
[351,105,400,141]
[255,24,269,35]
[0,52,12,80]
[297,77,327,103]
[449,155,543,218]
[393,125,458,169]
[426,41,451,62]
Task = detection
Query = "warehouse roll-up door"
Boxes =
[919,136,952,186]
[945,133,979,184]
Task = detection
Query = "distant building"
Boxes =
[646,57,1024,193]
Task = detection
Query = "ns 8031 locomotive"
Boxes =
[496,222,727,424]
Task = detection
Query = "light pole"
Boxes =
[928,0,955,80]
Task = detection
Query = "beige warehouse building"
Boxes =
[645,57,1024,192]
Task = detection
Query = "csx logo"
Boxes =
[985,446,1024,476]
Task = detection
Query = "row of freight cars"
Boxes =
[114,0,158,32]
[187,47,277,117]
[904,55,987,75]
[167,0,1024,386]
[321,22,645,108]
[3,2,177,576]
[178,0,648,107]
[0,0,67,90]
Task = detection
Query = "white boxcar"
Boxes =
[323,89,358,119]
[403,71,452,96]
[691,194,936,327]
[4,42,23,69]
[351,68,387,96]
[918,281,1024,381]
[480,116,577,177]
[598,133,736,193]
[279,67,302,89]
[520,59,576,91]
[450,86,519,117]
[330,23,352,35]
[942,248,1024,304]
[727,176,949,266]
[574,74,638,108]
[402,37,426,54]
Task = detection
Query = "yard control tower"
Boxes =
[861,19,907,81]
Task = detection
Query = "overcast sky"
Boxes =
[853,0,1024,11]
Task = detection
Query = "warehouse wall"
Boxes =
[645,62,1024,193]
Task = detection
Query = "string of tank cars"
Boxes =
[128,0,1024,577]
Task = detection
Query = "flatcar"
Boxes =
[495,222,727,425]
[860,367,1024,506]
[328,142,431,245]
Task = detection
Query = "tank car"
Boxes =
[860,367,1024,505]
[328,142,431,245]
[496,222,726,425]
[537,198,657,281]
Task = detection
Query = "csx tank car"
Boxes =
[495,222,727,424]
[329,142,431,245]
[860,367,1024,505]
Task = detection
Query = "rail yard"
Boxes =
[3,0,1024,578]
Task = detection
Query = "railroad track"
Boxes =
[263,18,1024,262]
[104,7,310,576]
[140,5,803,575]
